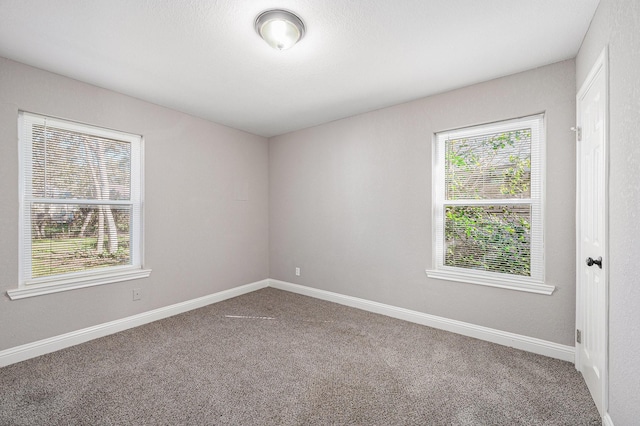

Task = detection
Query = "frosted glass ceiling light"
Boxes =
[255,9,305,50]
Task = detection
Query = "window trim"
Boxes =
[9,112,151,300]
[8,267,152,300]
[426,114,553,295]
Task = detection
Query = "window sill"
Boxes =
[7,268,152,300]
[425,269,554,295]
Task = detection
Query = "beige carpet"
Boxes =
[0,288,600,425]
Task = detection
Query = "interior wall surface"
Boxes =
[576,0,640,423]
[0,57,270,351]
[269,60,577,346]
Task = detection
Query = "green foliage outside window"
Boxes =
[444,129,532,276]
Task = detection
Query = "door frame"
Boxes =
[575,46,609,417]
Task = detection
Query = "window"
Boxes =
[9,112,150,300]
[426,114,553,295]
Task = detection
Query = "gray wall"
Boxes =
[0,57,270,351]
[576,0,640,423]
[270,60,577,345]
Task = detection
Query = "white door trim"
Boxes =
[575,45,609,417]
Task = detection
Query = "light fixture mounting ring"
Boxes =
[255,9,306,50]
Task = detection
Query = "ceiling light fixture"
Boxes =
[255,9,305,51]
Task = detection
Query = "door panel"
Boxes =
[576,48,608,416]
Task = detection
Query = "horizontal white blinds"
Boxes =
[444,204,532,276]
[29,204,133,279]
[434,115,544,281]
[20,112,142,283]
[30,123,132,200]
[445,128,532,201]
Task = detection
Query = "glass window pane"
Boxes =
[31,204,131,278]
[31,124,131,200]
[445,129,531,200]
[444,205,531,276]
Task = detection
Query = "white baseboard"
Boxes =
[0,279,269,367]
[1,277,575,368]
[269,279,575,362]
[603,413,614,426]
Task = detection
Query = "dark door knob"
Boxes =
[586,256,603,269]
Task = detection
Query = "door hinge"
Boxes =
[571,126,582,141]
[576,329,582,344]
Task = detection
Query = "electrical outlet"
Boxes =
[132,288,141,301]
[295,267,300,276]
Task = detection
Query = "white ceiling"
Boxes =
[0,0,599,137]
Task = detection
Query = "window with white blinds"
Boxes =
[427,115,552,294]
[11,112,149,300]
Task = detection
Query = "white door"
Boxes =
[576,47,608,416]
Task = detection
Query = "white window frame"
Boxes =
[8,112,151,300]
[426,114,553,295]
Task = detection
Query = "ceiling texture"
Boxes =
[0,0,600,137]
